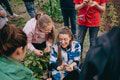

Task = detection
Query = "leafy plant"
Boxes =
[24,51,50,80]
[36,0,63,22]
[101,1,119,31]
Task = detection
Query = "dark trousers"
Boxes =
[63,69,80,80]
[51,69,80,80]
[32,41,46,50]
[78,25,99,61]
[61,8,76,36]
[23,1,36,18]
[0,0,13,15]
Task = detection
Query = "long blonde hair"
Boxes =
[35,13,55,43]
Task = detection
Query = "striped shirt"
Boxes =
[50,41,81,80]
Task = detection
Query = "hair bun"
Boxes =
[35,12,45,20]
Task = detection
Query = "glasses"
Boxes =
[59,39,68,43]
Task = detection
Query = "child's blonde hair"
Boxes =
[35,13,55,43]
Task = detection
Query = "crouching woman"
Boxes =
[0,24,36,80]
[50,27,81,80]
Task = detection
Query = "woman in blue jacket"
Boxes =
[50,28,81,80]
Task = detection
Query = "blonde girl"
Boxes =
[23,13,55,56]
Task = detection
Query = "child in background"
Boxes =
[23,13,55,56]
[50,27,81,80]
[0,24,36,80]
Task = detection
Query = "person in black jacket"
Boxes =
[23,0,36,18]
[80,26,120,80]
[60,0,76,38]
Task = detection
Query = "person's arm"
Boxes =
[75,0,89,10]
[27,32,43,56]
[90,1,106,12]
[0,5,7,17]
[50,44,59,70]
[73,42,81,66]
[95,2,106,12]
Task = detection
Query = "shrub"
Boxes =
[101,1,119,31]
[24,51,49,80]
[35,0,63,22]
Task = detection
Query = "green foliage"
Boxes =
[24,51,50,80]
[8,17,26,28]
[101,1,119,31]
[36,0,63,22]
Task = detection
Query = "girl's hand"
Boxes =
[44,46,51,53]
[34,49,43,56]
[65,65,74,72]
[57,65,64,71]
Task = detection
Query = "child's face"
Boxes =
[59,34,71,48]
[40,23,53,34]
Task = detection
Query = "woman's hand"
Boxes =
[34,49,43,56]
[57,65,64,71]
[65,65,74,72]
[44,46,51,53]
[65,62,77,71]
[83,0,89,5]
[57,63,68,71]
[88,1,98,7]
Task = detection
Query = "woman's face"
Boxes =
[59,34,71,48]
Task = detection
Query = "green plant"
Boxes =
[8,17,26,28]
[101,1,119,31]
[24,51,50,80]
[42,0,63,22]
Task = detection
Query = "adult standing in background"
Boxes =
[0,0,18,18]
[74,0,108,61]
[60,0,76,38]
[23,0,36,18]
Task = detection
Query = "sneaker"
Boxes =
[13,13,19,17]
[10,13,19,18]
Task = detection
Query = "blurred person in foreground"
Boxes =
[79,26,120,80]
[0,24,36,80]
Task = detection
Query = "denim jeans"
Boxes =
[78,25,99,59]
[23,1,36,18]
[61,8,76,36]
[0,0,13,15]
